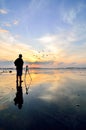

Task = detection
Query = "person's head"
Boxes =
[19,54,22,58]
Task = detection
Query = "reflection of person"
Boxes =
[14,82,23,109]
[14,54,24,83]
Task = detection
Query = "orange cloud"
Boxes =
[0,28,9,33]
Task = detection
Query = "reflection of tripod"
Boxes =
[25,77,32,95]
[14,81,23,109]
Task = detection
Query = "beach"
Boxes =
[0,69,86,130]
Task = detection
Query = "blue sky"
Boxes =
[0,0,86,68]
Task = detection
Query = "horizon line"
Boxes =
[0,67,86,70]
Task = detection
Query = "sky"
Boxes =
[0,0,86,68]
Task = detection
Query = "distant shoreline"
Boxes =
[0,67,86,70]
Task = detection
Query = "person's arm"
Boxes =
[22,60,24,66]
[14,59,17,66]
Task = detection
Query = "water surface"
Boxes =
[0,69,86,130]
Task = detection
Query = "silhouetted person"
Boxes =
[14,54,24,84]
[14,81,23,109]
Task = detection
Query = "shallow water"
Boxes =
[0,69,86,130]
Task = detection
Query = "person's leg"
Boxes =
[16,78,18,87]
[20,75,23,82]
[16,74,18,81]
[16,69,18,81]
[20,76,21,86]
[20,76,21,82]
[16,74,19,86]
[18,69,22,82]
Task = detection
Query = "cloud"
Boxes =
[63,9,77,24]
[36,22,86,67]
[0,28,9,33]
[3,20,19,28]
[38,35,55,43]
[61,2,86,24]
[0,25,86,68]
[4,23,11,27]
[20,0,48,25]
[31,61,53,65]
[0,28,36,61]
[0,9,8,14]
[13,20,19,25]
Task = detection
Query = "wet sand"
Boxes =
[0,69,86,130]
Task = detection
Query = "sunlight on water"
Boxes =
[0,69,86,130]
